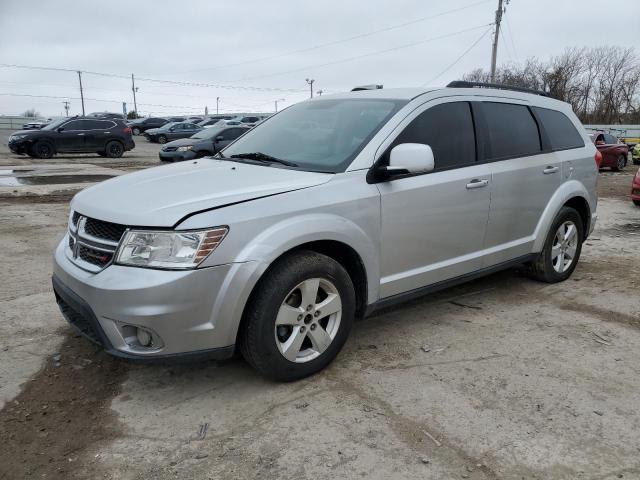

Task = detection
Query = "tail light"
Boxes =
[123,127,132,135]
[595,150,602,168]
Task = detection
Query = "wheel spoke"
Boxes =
[299,278,320,308]
[551,244,562,259]
[564,224,576,242]
[308,325,332,354]
[280,326,306,362]
[565,243,577,260]
[276,304,303,326]
[315,293,341,318]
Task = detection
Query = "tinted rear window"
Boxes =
[482,102,541,159]
[533,107,584,150]
[392,101,476,170]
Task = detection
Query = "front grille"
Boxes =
[56,296,102,345]
[78,245,113,267]
[84,217,127,242]
[68,212,127,272]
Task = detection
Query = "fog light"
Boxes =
[136,327,153,347]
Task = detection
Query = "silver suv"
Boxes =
[53,82,598,381]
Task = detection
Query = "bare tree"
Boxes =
[461,46,640,124]
[21,108,40,118]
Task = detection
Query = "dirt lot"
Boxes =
[1,129,639,480]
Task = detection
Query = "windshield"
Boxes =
[222,98,405,172]
[42,118,68,131]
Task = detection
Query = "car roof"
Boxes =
[318,86,571,109]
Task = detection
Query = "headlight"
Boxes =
[177,145,193,152]
[115,227,228,269]
[10,134,27,140]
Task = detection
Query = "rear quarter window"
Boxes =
[533,107,584,150]
[482,102,541,160]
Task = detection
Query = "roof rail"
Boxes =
[351,84,383,91]
[446,80,550,98]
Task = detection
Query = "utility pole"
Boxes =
[490,0,506,83]
[62,101,70,117]
[77,70,85,116]
[305,78,315,98]
[131,74,138,117]
[216,97,220,114]
[275,98,285,112]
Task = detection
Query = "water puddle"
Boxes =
[0,174,114,187]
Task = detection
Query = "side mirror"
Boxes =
[384,143,434,176]
[169,127,175,132]
[215,135,224,142]
[57,127,65,132]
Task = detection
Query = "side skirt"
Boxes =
[365,254,536,316]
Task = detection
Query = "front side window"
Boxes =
[62,120,86,130]
[533,107,584,150]
[389,101,476,170]
[483,102,541,160]
[223,98,406,173]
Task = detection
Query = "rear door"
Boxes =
[377,99,492,298]
[82,119,115,150]
[478,100,558,265]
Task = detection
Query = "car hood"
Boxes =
[71,159,333,227]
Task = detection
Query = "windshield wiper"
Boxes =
[230,152,298,167]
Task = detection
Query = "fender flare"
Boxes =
[532,180,592,252]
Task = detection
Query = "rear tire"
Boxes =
[613,154,626,171]
[157,135,168,144]
[239,250,355,381]
[105,141,124,158]
[33,141,54,159]
[528,207,583,283]
[132,127,141,135]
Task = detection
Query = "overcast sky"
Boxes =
[0,0,638,117]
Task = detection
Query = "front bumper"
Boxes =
[158,150,196,162]
[52,236,254,360]
[8,140,29,155]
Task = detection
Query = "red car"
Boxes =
[632,167,640,206]
[590,132,629,171]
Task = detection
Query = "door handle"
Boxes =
[466,179,489,189]
[543,166,559,174]
[77,133,85,136]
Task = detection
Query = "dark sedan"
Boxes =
[159,125,250,162]
[127,117,168,135]
[145,122,203,144]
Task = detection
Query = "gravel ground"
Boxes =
[1,130,639,479]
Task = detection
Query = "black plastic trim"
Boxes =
[365,254,536,316]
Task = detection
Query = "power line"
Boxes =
[422,27,493,86]
[148,0,492,76]
[503,14,519,62]
[230,23,494,83]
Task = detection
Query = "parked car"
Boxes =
[22,120,49,130]
[144,121,203,144]
[632,167,640,206]
[88,112,125,120]
[166,116,186,123]
[197,116,234,128]
[222,115,268,127]
[159,125,250,162]
[9,117,134,159]
[186,116,204,122]
[589,132,629,170]
[127,117,168,135]
[52,82,597,381]
[632,143,640,165]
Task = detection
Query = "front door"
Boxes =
[56,119,87,152]
[377,100,491,298]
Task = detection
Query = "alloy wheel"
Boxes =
[551,221,578,273]
[274,278,342,363]
[617,155,626,170]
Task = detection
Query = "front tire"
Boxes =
[132,127,141,135]
[33,141,54,159]
[105,141,124,158]
[239,251,355,381]
[613,154,626,171]
[529,207,583,283]
[634,200,640,207]
[157,135,167,144]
